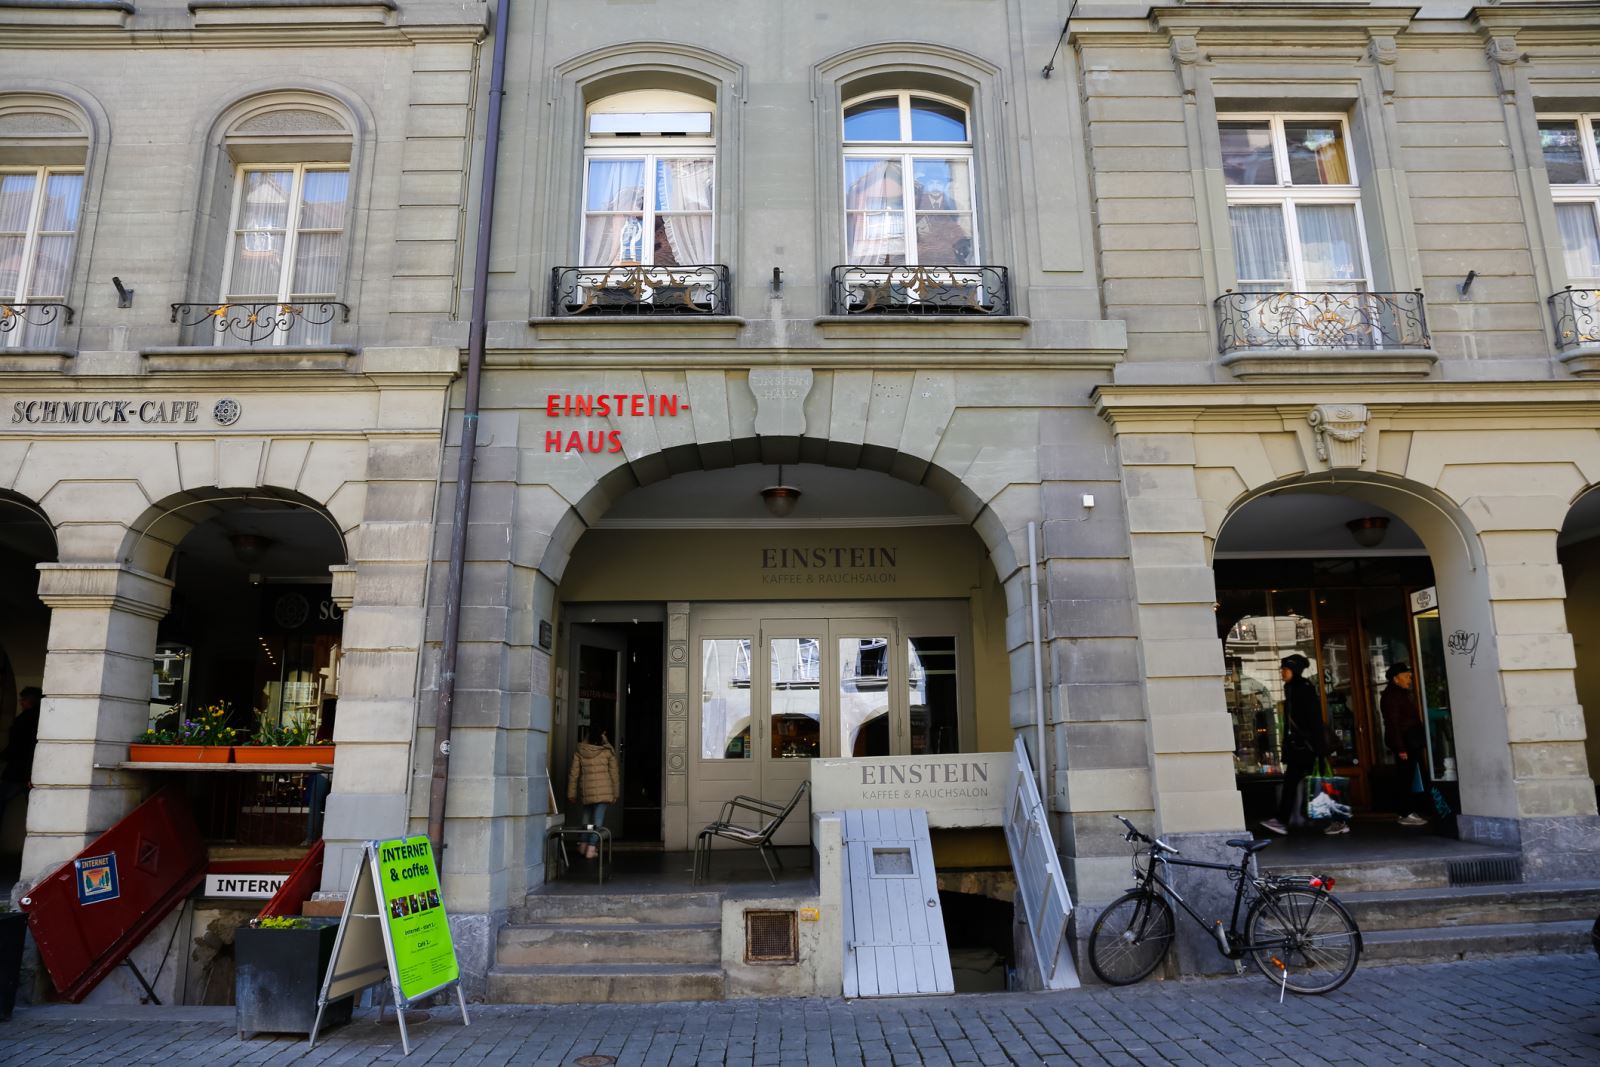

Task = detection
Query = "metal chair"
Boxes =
[693,780,810,885]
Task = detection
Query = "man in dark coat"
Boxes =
[1381,664,1430,826]
[0,686,41,813]
[1261,655,1336,835]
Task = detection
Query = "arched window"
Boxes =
[0,98,88,348]
[581,89,715,267]
[841,91,976,267]
[197,100,353,347]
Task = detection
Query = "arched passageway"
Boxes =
[1213,475,1502,842]
[0,491,56,875]
[1558,488,1600,814]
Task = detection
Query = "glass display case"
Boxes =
[1410,587,1457,781]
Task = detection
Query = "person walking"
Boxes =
[0,686,41,815]
[566,731,620,859]
[1261,655,1340,835]
[1381,664,1430,827]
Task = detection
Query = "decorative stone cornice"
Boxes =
[35,563,173,619]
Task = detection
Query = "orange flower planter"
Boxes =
[231,745,335,765]
[128,744,232,763]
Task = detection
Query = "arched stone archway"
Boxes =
[1098,385,1600,887]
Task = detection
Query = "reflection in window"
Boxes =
[840,637,890,757]
[222,165,349,345]
[908,636,959,755]
[582,91,715,268]
[0,167,83,348]
[701,638,752,759]
[769,638,820,759]
[843,91,975,266]
[1217,589,1318,777]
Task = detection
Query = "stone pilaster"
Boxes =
[22,564,172,886]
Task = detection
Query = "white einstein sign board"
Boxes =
[810,752,1013,827]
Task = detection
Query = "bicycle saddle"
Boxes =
[1225,837,1273,853]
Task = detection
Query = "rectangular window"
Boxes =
[0,166,83,347]
[581,152,714,267]
[220,164,349,346]
[1540,116,1600,285]
[1221,116,1368,293]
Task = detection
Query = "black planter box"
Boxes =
[235,921,354,1039]
[0,912,26,1023]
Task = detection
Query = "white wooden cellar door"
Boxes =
[841,808,955,997]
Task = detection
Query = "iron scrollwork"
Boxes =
[1549,287,1600,352]
[830,264,1011,316]
[0,302,75,344]
[1214,290,1430,353]
[169,301,350,346]
[550,264,730,316]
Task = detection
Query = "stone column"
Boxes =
[1469,514,1600,880]
[21,564,172,886]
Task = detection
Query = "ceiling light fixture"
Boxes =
[229,532,272,565]
[760,464,802,518]
[1346,516,1390,549]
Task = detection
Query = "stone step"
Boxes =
[496,922,721,966]
[1260,852,1521,892]
[1359,919,1594,965]
[1339,882,1600,932]
[487,963,725,1004]
[512,891,722,925]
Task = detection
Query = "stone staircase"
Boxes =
[1262,848,1600,965]
[486,890,726,1003]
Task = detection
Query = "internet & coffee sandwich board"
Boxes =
[310,835,468,1054]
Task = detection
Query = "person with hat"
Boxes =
[1381,663,1430,827]
[1261,654,1340,835]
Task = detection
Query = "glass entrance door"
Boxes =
[690,601,970,850]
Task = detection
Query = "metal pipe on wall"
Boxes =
[427,0,511,855]
[1027,521,1048,793]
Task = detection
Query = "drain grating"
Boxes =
[1446,856,1522,886]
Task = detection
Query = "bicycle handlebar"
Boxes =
[1113,814,1179,855]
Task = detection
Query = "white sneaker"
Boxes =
[1323,821,1349,835]
[1259,819,1288,835]
[1397,814,1428,827]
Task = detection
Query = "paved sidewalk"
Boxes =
[2,954,1597,1066]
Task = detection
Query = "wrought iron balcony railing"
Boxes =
[550,264,730,316]
[170,301,349,347]
[0,302,75,348]
[1214,290,1430,354]
[830,264,1011,316]
[1549,287,1600,351]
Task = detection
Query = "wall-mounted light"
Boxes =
[760,465,802,518]
[1346,516,1390,548]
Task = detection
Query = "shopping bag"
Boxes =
[1411,763,1426,794]
[1304,759,1353,822]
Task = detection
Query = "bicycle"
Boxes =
[1087,815,1362,994]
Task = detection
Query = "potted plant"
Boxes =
[234,915,352,1039]
[0,902,26,1022]
[233,713,335,766]
[128,702,236,763]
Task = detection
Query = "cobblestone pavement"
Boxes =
[2,954,1596,1066]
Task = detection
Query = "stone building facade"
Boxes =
[2,0,1598,999]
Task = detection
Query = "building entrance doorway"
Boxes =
[690,600,971,848]
[563,620,664,844]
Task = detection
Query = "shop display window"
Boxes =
[1219,588,1317,777]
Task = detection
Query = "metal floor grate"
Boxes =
[1446,857,1523,887]
[745,909,799,964]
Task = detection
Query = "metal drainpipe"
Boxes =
[1027,522,1048,793]
[427,0,510,855]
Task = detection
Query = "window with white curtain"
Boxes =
[1539,114,1600,285]
[842,91,976,266]
[1220,115,1369,293]
[0,166,82,347]
[580,90,714,267]
[220,164,349,345]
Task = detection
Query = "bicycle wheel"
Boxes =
[1245,887,1361,994]
[1088,890,1175,986]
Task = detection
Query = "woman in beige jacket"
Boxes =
[567,734,619,858]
